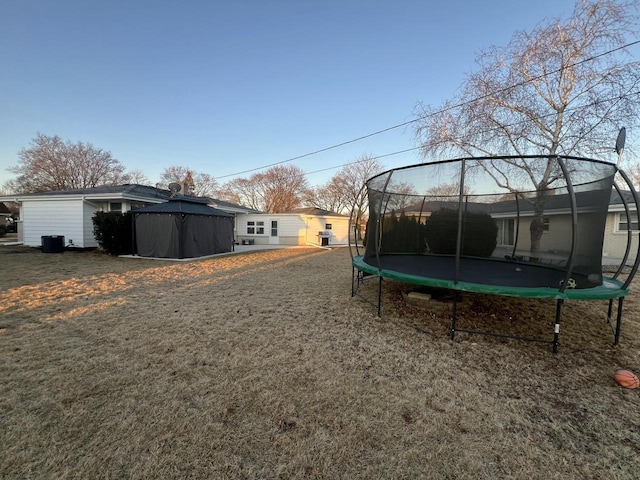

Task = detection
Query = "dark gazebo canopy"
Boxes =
[133,197,234,259]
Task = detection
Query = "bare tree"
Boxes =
[219,177,262,210]
[326,154,385,215]
[261,165,310,212]
[427,183,460,201]
[624,160,640,189]
[9,133,128,193]
[218,165,309,213]
[158,166,189,188]
[124,169,151,185]
[305,176,353,214]
[158,166,220,197]
[1,179,21,195]
[414,0,640,254]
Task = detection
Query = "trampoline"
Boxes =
[349,155,640,352]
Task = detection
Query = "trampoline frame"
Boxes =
[349,155,640,353]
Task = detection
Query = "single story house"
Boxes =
[602,190,638,260]
[236,207,349,247]
[0,184,261,249]
[486,189,638,261]
[0,185,173,248]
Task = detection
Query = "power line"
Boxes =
[217,40,640,180]
[304,147,423,177]
[301,90,640,181]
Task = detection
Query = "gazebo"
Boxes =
[133,197,234,259]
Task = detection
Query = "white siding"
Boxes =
[603,212,638,260]
[236,213,349,246]
[303,216,349,245]
[22,199,85,247]
[275,215,306,245]
[236,214,271,245]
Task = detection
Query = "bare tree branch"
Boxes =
[9,133,127,193]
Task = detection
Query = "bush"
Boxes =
[92,211,133,255]
[425,209,497,257]
[0,225,6,238]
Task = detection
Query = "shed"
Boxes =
[133,197,234,258]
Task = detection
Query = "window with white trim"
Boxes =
[109,202,122,213]
[618,212,639,231]
[325,223,332,230]
[247,220,265,235]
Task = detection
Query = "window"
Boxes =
[325,223,332,230]
[109,202,122,213]
[247,220,265,235]
[543,217,550,232]
[271,220,278,237]
[618,212,639,231]
[497,218,515,246]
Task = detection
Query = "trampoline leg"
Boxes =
[552,299,563,354]
[614,297,624,345]
[450,291,458,340]
[351,266,355,297]
[607,299,614,326]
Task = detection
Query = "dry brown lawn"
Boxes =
[1,245,640,479]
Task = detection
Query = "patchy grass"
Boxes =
[1,246,639,479]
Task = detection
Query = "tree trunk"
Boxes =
[529,191,547,260]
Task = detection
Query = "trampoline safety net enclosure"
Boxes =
[349,155,640,352]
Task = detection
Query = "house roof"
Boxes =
[132,197,234,217]
[206,197,262,214]
[0,184,173,202]
[284,207,347,217]
[0,184,263,215]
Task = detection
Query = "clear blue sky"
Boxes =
[1,0,589,189]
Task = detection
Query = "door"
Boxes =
[269,219,279,244]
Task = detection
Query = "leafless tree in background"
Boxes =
[7,133,128,193]
[158,166,220,197]
[414,0,640,254]
[219,165,309,213]
[304,176,353,214]
[306,154,384,215]
[124,169,151,186]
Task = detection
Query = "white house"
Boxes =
[0,185,263,249]
[489,190,639,261]
[236,208,349,247]
[603,190,639,260]
[0,185,173,248]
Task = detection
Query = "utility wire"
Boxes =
[217,40,640,180]
[301,90,640,181]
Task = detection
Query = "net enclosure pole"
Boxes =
[615,169,640,291]
[556,157,578,294]
[454,159,467,285]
